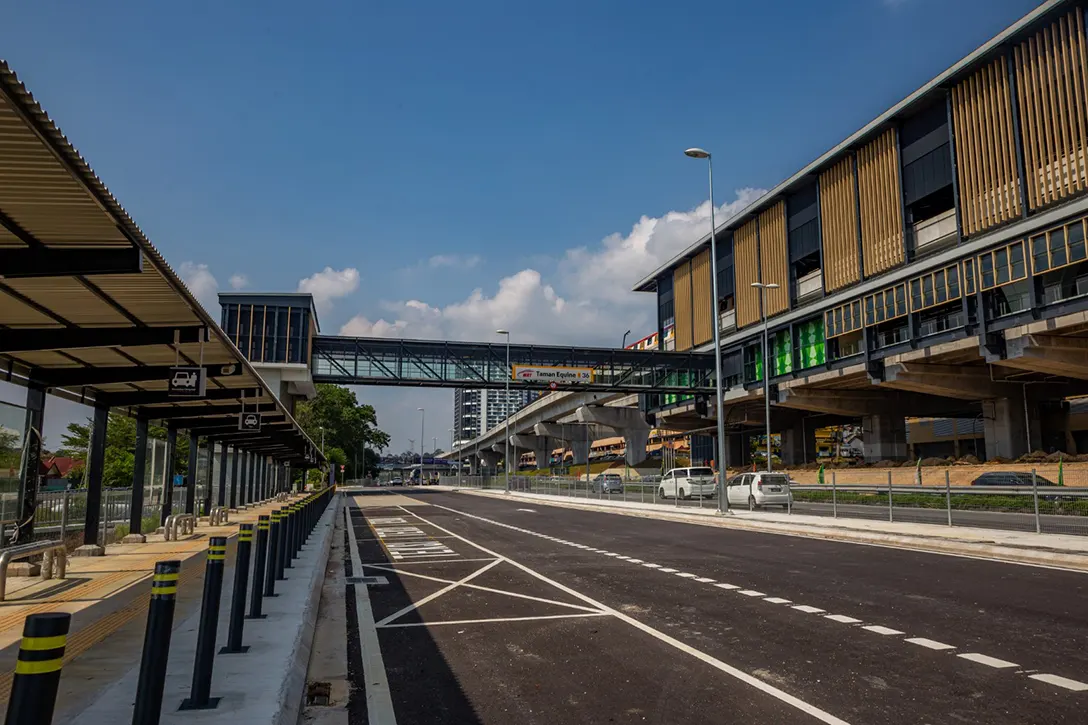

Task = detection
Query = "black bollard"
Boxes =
[220,524,253,654]
[181,537,227,710]
[276,507,289,580]
[284,504,296,566]
[5,612,72,725]
[264,510,281,596]
[248,516,270,619]
[132,561,181,725]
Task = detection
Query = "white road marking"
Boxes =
[615,555,632,560]
[643,563,661,568]
[739,590,765,597]
[764,597,791,604]
[603,552,619,557]
[345,506,399,725]
[627,558,644,564]
[792,605,825,614]
[1029,674,1088,691]
[714,583,740,590]
[659,567,678,573]
[905,637,956,651]
[416,504,854,725]
[695,577,716,583]
[378,612,610,628]
[958,653,1019,669]
[515,508,537,512]
[675,572,697,578]
[824,615,862,624]
[375,559,502,626]
[861,625,904,636]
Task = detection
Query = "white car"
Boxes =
[725,472,792,510]
[658,467,717,500]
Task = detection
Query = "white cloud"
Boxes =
[428,254,481,269]
[341,188,766,348]
[229,273,249,290]
[297,266,360,313]
[179,261,220,315]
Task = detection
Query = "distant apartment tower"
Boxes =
[453,388,535,444]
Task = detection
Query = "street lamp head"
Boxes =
[417,407,424,412]
[684,148,711,159]
[495,329,509,335]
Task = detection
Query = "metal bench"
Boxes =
[164,513,196,541]
[0,540,66,601]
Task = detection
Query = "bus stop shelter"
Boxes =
[0,61,324,550]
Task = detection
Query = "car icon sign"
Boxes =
[244,414,258,428]
[172,371,197,389]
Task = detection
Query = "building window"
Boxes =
[863,284,908,326]
[978,240,1027,291]
[825,300,862,339]
[1031,218,1088,274]
[963,258,976,296]
[909,264,961,312]
[238,305,252,359]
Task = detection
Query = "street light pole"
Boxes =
[496,329,511,494]
[622,330,632,349]
[684,148,729,513]
[751,282,780,472]
[417,408,425,484]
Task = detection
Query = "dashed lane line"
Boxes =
[428,500,1088,693]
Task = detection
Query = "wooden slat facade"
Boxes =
[819,156,861,292]
[758,201,790,317]
[735,218,761,328]
[1014,8,1088,212]
[691,249,713,347]
[857,128,906,277]
[672,261,693,351]
[951,58,1022,235]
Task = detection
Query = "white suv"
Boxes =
[659,467,717,500]
[725,472,792,510]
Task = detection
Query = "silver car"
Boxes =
[591,473,624,494]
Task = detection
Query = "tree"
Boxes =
[295,384,391,479]
[57,412,191,488]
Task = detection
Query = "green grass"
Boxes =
[792,489,1088,516]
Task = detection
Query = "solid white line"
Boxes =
[1029,673,1088,691]
[905,637,956,651]
[958,653,1019,669]
[861,625,904,636]
[714,583,740,590]
[418,503,853,725]
[374,558,502,626]
[345,505,399,725]
[739,590,765,597]
[764,597,791,604]
[824,615,862,624]
[361,557,497,566]
[378,612,610,628]
[792,605,825,614]
[659,568,678,573]
[695,577,716,583]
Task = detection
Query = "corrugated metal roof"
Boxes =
[0,61,321,463]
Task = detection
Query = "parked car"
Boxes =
[658,467,717,500]
[971,472,1055,486]
[591,472,624,494]
[725,471,792,510]
[389,477,403,486]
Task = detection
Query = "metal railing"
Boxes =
[443,468,1088,537]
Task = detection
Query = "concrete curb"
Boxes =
[454,488,1088,571]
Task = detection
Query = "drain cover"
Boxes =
[348,575,388,586]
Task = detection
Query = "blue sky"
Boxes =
[0,0,1041,453]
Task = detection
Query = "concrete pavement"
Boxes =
[340,489,1088,724]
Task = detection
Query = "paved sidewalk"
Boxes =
[449,487,1088,569]
[0,496,301,718]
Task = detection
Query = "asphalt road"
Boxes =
[345,490,1088,724]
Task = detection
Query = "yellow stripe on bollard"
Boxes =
[14,658,63,675]
[20,635,67,651]
[153,572,179,583]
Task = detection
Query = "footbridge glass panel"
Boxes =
[310,336,717,394]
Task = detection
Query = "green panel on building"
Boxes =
[796,318,826,369]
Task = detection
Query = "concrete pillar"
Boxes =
[161,427,178,526]
[185,431,199,515]
[124,416,149,543]
[478,450,501,472]
[77,404,109,556]
[983,395,1041,460]
[862,413,908,461]
[14,382,45,544]
[230,447,240,509]
[574,406,651,467]
[780,419,816,467]
[510,434,551,471]
[534,423,605,467]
